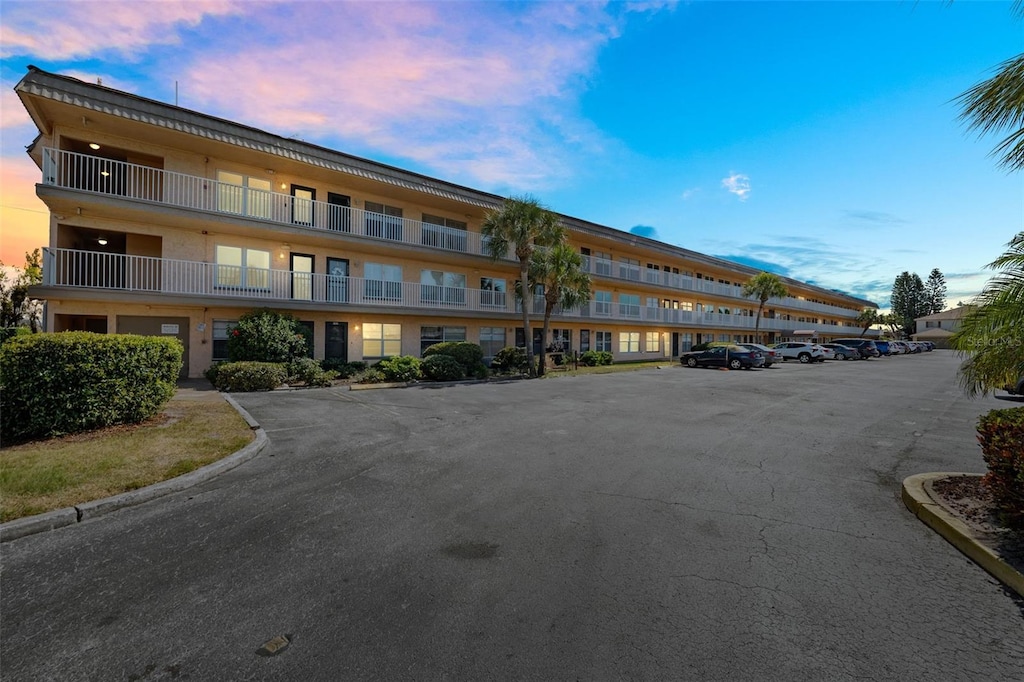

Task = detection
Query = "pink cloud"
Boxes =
[0,0,244,59]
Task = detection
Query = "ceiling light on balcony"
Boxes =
[100,170,110,177]
[89,143,101,150]
[97,237,108,246]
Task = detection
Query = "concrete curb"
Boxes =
[902,472,1024,598]
[0,395,267,543]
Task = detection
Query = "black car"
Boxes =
[832,338,880,358]
[680,345,765,370]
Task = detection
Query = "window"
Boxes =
[619,331,640,353]
[217,171,272,219]
[550,328,571,352]
[579,329,590,352]
[479,327,506,362]
[291,185,316,225]
[645,332,659,353]
[296,320,314,357]
[212,319,237,361]
[420,325,466,355]
[422,214,468,251]
[594,290,612,316]
[364,262,402,302]
[594,250,612,276]
[619,294,640,318]
[595,331,612,352]
[619,256,640,281]
[680,333,693,352]
[215,245,270,289]
[680,302,694,311]
[365,201,403,240]
[363,323,402,358]
[480,277,506,308]
[421,269,467,306]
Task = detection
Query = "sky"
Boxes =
[1,0,1021,310]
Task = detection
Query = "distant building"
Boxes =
[912,307,970,348]
[15,67,879,377]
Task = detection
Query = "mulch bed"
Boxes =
[930,475,1024,577]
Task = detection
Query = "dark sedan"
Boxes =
[680,345,765,370]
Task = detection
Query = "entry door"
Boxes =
[327,192,351,232]
[327,257,349,303]
[291,253,314,301]
[291,184,316,225]
[325,322,348,362]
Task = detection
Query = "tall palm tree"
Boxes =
[481,196,564,377]
[529,242,592,376]
[741,272,788,343]
[855,308,880,337]
[951,231,1024,396]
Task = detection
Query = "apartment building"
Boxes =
[16,67,878,378]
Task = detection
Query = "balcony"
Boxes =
[40,248,879,333]
[41,148,867,322]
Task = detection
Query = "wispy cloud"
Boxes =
[843,209,908,225]
[629,225,660,241]
[681,187,701,200]
[721,172,751,201]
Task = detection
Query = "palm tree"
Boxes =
[951,231,1024,396]
[481,196,564,377]
[741,272,788,343]
[855,308,880,337]
[529,242,592,376]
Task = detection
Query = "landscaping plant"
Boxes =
[976,407,1024,530]
[227,309,309,363]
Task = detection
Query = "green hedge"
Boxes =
[375,356,422,382]
[423,341,485,377]
[580,350,613,367]
[491,346,530,374]
[422,354,465,381]
[213,362,288,392]
[0,332,182,443]
[977,407,1024,530]
[0,327,32,345]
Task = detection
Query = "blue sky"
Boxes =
[1,0,1021,309]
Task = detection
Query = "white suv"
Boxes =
[771,342,826,363]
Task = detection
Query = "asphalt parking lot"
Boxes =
[2,351,1023,680]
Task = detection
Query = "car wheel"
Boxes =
[835,352,846,360]
[729,358,743,370]
[798,353,810,363]
[686,357,697,368]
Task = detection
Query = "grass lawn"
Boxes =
[547,360,675,376]
[0,396,254,523]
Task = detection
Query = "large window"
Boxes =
[680,333,693,352]
[363,323,402,358]
[595,331,612,352]
[479,327,506,362]
[364,262,403,302]
[217,171,272,219]
[420,325,466,355]
[619,293,641,318]
[619,256,640,281]
[594,250,613,276]
[215,245,270,289]
[365,201,403,240]
[645,332,660,353]
[422,214,468,251]
[480,277,506,308]
[619,331,640,353]
[550,328,571,352]
[421,270,467,306]
[212,319,237,361]
[594,291,612,316]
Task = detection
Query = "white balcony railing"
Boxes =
[41,148,868,321]
[39,248,879,333]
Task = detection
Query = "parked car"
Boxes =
[771,342,826,363]
[831,338,880,358]
[817,345,837,361]
[680,345,765,370]
[890,340,911,354]
[1004,376,1024,396]
[738,343,780,367]
[820,343,859,361]
[904,341,922,354]
[886,341,903,355]
[873,340,891,356]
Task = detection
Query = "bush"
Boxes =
[0,332,182,443]
[287,357,337,387]
[352,367,386,384]
[421,354,465,381]
[0,327,31,345]
[375,355,422,382]
[204,361,224,386]
[213,361,288,392]
[423,341,485,377]
[977,407,1024,530]
[579,350,613,367]
[491,346,530,374]
[320,358,368,378]
[227,309,308,363]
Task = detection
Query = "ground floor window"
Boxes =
[550,328,571,353]
[212,319,237,361]
[619,331,640,353]
[579,329,591,353]
[325,322,347,361]
[297,320,314,358]
[718,334,730,343]
[645,332,659,353]
[680,333,693,352]
[592,331,611,353]
[420,325,466,355]
[363,323,402,358]
[479,327,505,362]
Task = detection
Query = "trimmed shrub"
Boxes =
[0,332,182,443]
[0,327,31,345]
[320,359,367,378]
[213,361,287,392]
[204,361,224,386]
[422,354,465,382]
[977,407,1024,530]
[287,357,337,387]
[423,341,485,377]
[471,363,490,380]
[352,367,386,384]
[227,309,308,363]
[376,355,422,382]
[580,350,613,367]
[491,346,529,374]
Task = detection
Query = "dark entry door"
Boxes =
[327,257,349,303]
[325,322,347,363]
[327,192,351,232]
[290,253,314,300]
